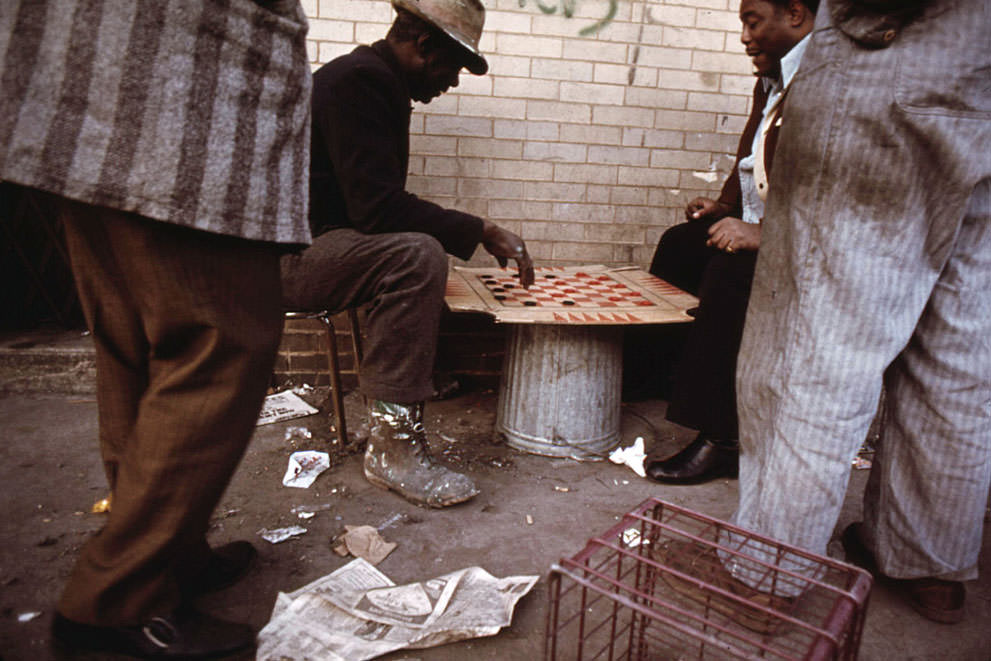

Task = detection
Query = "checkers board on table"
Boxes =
[445,264,697,325]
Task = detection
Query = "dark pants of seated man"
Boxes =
[280,228,448,404]
[649,220,757,440]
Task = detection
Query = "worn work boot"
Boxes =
[363,400,479,508]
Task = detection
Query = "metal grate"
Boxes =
[545,498,872,660]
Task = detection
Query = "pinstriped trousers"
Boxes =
[57,199,283,624]
[734,0,991,582]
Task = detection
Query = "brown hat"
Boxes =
[392,0,489,75]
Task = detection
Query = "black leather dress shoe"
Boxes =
[187,540,258,595]
[52,609,255,658]
[645,434,738,484]
[841,523,965,624]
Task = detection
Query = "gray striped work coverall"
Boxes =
[734,0,991,582]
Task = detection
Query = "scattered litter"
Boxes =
[525,514,534,525]
[292,383,315,396]
[18,611,41,623]
[257,390,319,425]
[622,528,650,548]
[282,451,330,489]
[284,426,313,442]
[259,526,308,544]
[91,495,112,513]
[257,558,538,660]
[298,511,316,520]
[333,525,397,565]
[553,486,570,493]
[376,512,407,530]
[609,436,646,478]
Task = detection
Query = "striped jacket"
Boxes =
[0,0,312,246]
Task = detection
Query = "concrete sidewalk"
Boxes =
[0,330,988,660]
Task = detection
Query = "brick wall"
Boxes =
[277,0,751,389]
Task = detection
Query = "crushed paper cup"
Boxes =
[259,526,308,544]
[609,436,646,478]
[282,451,330,488]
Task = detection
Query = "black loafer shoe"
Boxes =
[841,523,965,624]
[188,540,258,595]
[646,434,738,485]
[52,608,255,658]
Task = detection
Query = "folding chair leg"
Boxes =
[318,314,348,446]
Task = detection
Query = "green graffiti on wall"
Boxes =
[518,0,619,36]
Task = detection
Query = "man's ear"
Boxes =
[788,0,808,27]
[415,32,434,58]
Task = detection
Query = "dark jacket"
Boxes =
[309,41,484,260]
[716,80,778,218]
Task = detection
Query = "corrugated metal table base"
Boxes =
[496,323,622,460]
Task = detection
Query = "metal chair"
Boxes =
[283,309,363,445]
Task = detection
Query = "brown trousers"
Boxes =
[56,198,283,625]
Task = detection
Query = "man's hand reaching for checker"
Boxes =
[481,220,535,288]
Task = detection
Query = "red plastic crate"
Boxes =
[545,498,872,660]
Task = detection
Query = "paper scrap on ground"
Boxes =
[259,525,308,544]
[334,525,397,565]
[609,436,646,477]
[257,390,319,426]
[282,451,331,488]
[257,558,538,660]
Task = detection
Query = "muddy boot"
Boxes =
[363,400,479,508]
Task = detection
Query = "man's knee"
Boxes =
[390,233,448,286]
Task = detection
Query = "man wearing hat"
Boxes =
[282,0,534,508]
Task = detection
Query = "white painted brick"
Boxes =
[553,241,614,262]
[661,26,725,51]
[460,178,524,199]
[530,14,592,38]
[317,41,355,63]
[613,205,656,224]
[531,58,594,82]
[587,185,611,203]
[527,100,591,124]
[622,128,684,149]
[594,61,657,87]
[407,175,456,196]
[301,0,317,17]
[634,45,693,70]
[494,120,527,139]
[593,105,654,128]
[597,22,647,44]
[318,0,391,22]
[588,144,650,166]
[554,163,618,185]
[491,159,555,181]
[693,50,751,74]
[647,5,697,28]
[624,87,687,110]
[306,39,318,62]
[486,10,533,34]
[687,91,749,114]
[618,166,680,188]
[355,23,387,44]
[685,131,739,153]
[523,221,585,242]
[455,75,493,96]
[561,40,628,64]
[551,203,616,223]
[560,81,625,106]
[655,109,715,131]
[459,96,527,120]
[610,185,649,205]
[496,33,563,58]
[721,73,756,95]
[717,113,748,135]
[524,141,588,163]
[585,223,645,244]
[489,199,525,219]
[493,76,560,100]
[425,115,493,138]
[559,124,622,146]
[697,9,740,32]
[423,156,459,177]
[526,182,589,202]
[657,68,721,92]
[523,200,554,218]
[527,121,561,141]
[459,138,523,159]
[409,135,458,155]
[417,94,458,115]
[650,148,714,170]
[308,18,353,42]
[487,54,532,76]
